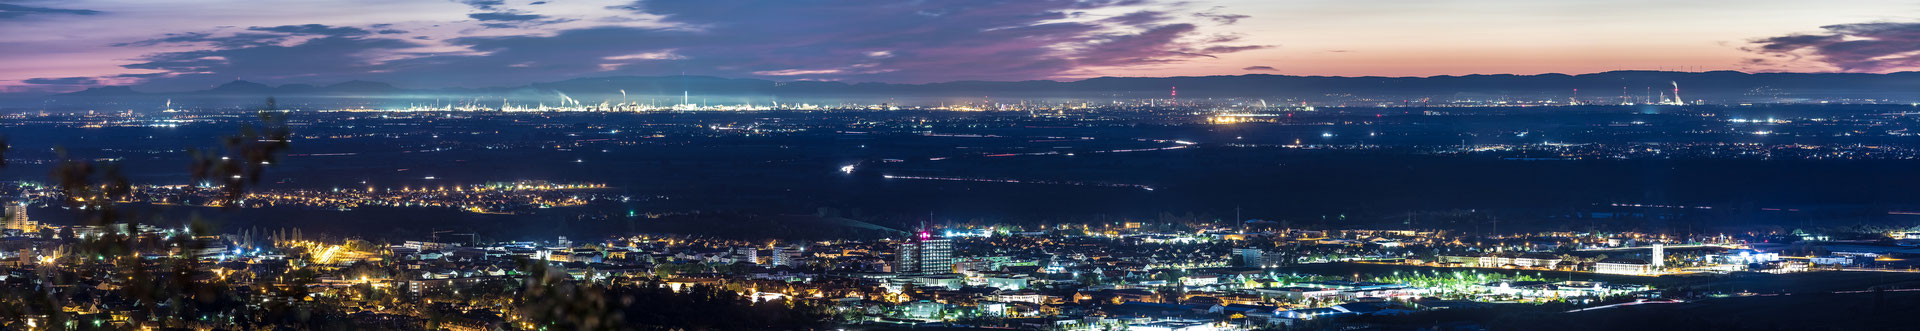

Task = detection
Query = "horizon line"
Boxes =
[13,69,1918,97]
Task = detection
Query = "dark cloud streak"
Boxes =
[469,12,544,22]
[0,3,101,20]
[249,24,371,37]
[458,0,505,10]
[1193,11,1248,24]
[22,77,100,85]
[1747,22,1920,72]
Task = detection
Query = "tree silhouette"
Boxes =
[3,98,295,329]
[190,101,292,206]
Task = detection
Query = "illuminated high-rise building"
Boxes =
[771,245,804,268]
[1233,248,1267,268]
[894,231,952,276]
[4,202,34,234]
[1652,243,1666,270]
[735,247,759,264]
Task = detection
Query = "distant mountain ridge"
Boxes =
[47,70,1920,102]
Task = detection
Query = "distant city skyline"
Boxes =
[2,0,1918,94]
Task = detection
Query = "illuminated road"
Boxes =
[1564,299,1685,313]
[1577,244,1736,252]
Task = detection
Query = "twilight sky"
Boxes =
[1,0,1917,94]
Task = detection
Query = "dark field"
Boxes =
[5,106,1920,240]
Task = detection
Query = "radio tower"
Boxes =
[1170,86,1177,104]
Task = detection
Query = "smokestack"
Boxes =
[1670,81,1682,105]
